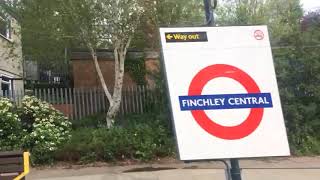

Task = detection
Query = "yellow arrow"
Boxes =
[166,34,173,40]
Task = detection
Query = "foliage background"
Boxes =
[216,0,320,154]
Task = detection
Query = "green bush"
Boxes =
[0,96,72,164]
[71,114,106,129]
[274,47,320,155]
[0,97,23,151]
[56,114,175,163]
[19,96,72,164]
[55,128,95,162]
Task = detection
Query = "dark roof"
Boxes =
[70,49,159,61]
[70,49,115,60]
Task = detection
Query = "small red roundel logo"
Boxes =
[254,30,264,40]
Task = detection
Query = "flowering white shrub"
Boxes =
[0,96,72,163]
[0,97,22,151]
[21,96,72,164]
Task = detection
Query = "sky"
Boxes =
[301,0,320,11]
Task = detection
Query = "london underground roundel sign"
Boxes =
[160,26,290,161]
[188,64,264,140]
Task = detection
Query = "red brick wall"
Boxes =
[53,104,73,118]
[72,59,136,88]
[145,58,160,87]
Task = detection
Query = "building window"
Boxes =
[1,75,12,94]
[0,15,11,40]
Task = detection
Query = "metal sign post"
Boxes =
[230,159,242,180]
[203,0,215,26]
[204,1,242,179]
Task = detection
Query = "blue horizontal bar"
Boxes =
[179,93,273,111]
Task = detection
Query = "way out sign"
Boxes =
[160,26,290,161]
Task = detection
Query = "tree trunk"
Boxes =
[86,38,131,128]
[105,38,131,127]
[65,0,134,128]
[88,46,115,127]
[106,95,121,128]
[88,46,113,105]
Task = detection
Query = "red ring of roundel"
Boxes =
[188,64,264,140]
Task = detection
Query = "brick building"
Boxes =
[0,9,24,94]
[70,49,160,88]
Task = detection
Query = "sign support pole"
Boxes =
[203,1,243,180]
[230,159,242,180]
[203,0,216,26]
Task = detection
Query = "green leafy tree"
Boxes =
[4,0,206,126]
[56,0,145,127]
[132,0,205,49]
[2,0,78,66]
[217,0,320,153]
[8,0,146,126]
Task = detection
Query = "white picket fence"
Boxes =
[1,85,164,120]
[1,90,25,107]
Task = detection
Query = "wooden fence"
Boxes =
[1,90,25,107]
[0,85,165,120]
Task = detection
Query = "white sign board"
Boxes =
[160,26,290,161]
